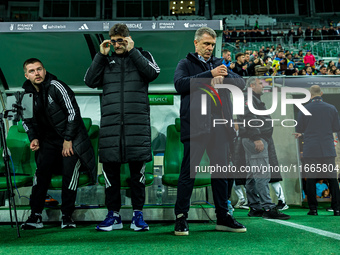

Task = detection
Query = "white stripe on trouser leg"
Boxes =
[33,172,37,186]
[102,169,111,189]
[139,163,146,185]
[68,159,81,191]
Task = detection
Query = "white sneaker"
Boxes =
[234,199,249,210]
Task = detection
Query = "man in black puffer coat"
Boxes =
[84,23,160,232]
[20,58,96,230]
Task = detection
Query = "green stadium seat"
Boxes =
[97,151,155,189]
[162,118,211,188]
[0,122,35,190]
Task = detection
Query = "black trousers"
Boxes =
[175,123,231,219]
[304,157,340,211]
[31,140,81,216]
[102,161,145,212]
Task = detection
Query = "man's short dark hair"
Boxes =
[320,65,327,70]
[109,23,130,37]
[23,58,44,72]
[235,53,244,60]
[222,49,230,54]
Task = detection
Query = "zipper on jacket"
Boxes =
[120,58,126,162]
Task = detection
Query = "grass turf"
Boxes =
[1,208,340,255]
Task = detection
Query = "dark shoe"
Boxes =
[334,211,340,216]
[21,213,43,230]
[248,208,264,217]
[174,214,189,236]
[276,200,289,210]
[61,215,76,229]
[263,207,291,220]
[216,214,247,233]
[307,209,318,216]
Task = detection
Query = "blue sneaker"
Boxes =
[130,211,149,231]
[96,211,123,231]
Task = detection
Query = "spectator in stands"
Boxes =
[242,39,249,48]
[267,48,275,58]
[285,62,296,75]
[222,49,235,69]
[233,52,248,76]
[264,28,271,41]
[244,29,250,41]
[306,66,314,75]
[295,85,340,216]
[315,60,325,70]
[222,30,231,45]
[286,53,293,63]
[264,46,270,55]
[297,27,304,40]
[238,29,244,39]
[303,50,316,68]
[318,66,327,75]
[20,58,96,230]
[313,28,321,40]
[298,69,306,75]
[298,50,304,59]
[254,19,259,30]
[316,180,329,198]
[288,29,295,42]
[305,27,312,41]
[237,77,290,220]
[322,26,328,39]
[328,26,337,40]
[256,29,262,42]
[85,23,160,232]
[330,65,337,73]
[327,61,335,71]
[335,69,340,75]
[173,26,246,235]
[337,21,340,27]
[272,50,287,73]
[249,51,258,63]
[231,28,238,42]
[337,59,340,69]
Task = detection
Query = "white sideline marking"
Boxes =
[266,219,340,241]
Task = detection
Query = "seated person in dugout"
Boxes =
[21,58,96,230]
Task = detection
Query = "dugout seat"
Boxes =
[0,122,35,190]
[162,118,211,188]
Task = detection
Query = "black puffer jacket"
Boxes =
[84,48,160,163]
[22,72,96,183]
[174,52,245,141]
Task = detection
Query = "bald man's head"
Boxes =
[310,85,323,98]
